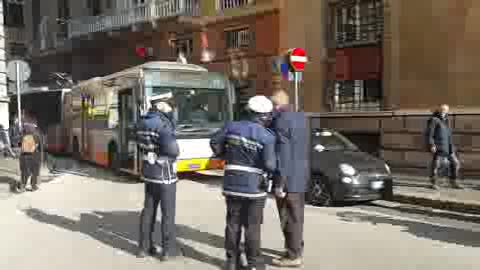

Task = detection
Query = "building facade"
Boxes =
[25,0,480,175]
[0,0,29,129]
[24,0,282,108]
[315,0,480,176]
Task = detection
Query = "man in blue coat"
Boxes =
[135,98,181,261]
[210,95,277,270]
[426,104,462,190]
[269,89,308,268]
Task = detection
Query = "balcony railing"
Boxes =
[217,0,254,10]
[5,26,26,44]
[68,0,200,38]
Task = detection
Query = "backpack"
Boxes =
[21,134,37,153]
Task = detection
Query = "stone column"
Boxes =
[0,1,9,131]
[382,0,400,110]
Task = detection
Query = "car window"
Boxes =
[313,130,359,151]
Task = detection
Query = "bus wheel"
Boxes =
[108,143,120,172]
[72,137,80,160]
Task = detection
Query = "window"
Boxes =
[151,87,229,129]
[218,0,250,10]
[57,0,70,37]
[171,38,193,58]
[86,0,101,16]
[225,27,252,49]
[8,43,27,57]
[31,0,40,40]
[132,0,145,6]
[334,0,383,47]
[4,0,24,27]
[331,80,382,111]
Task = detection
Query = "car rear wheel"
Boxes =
[307,174,334,207]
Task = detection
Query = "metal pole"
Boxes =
[16,62,21,131]
[294,71,300,112]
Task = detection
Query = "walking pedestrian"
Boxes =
[425,104,462,190]
[135,98,181,261]
[18,112,43,192]
[210,95,277,270]
[270,89,308,268]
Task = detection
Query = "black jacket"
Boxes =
[427,112,455,156]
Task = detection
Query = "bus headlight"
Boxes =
[339,163,356,176]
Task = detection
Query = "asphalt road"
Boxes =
[0,156,479,269]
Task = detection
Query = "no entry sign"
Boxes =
[288,47,308,71]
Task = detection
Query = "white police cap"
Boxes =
[155,101,173,113]
[247,95,273,113]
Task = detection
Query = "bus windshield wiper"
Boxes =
[177,124,194,129]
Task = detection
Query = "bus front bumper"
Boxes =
[176,158,224,172]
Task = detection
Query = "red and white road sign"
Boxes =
[288,47,308,71]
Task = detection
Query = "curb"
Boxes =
[391,193,480,215]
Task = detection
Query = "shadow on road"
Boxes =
[0,176,18,192]
[23,209,226,268]
[23,208,281,267]
[364,201,480,224]
[179,173,223,188]
[46,154,139,184]
[336,211,480,247]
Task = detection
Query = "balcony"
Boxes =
[67,0,200,39]
[5,26,26,44]
[217,0,255,10]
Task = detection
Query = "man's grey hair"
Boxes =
[153,101,173,113]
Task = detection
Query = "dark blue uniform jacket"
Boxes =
[135,110,179,184]
[210,120,277,199]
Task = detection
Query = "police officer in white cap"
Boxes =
[210,95,277,270]
[135,97,181,261]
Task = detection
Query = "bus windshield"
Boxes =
[150,87,229,129]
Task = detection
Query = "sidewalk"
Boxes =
[0,157,56,196]
[393,174,480,214]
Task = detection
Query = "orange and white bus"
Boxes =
[53,61,235,175]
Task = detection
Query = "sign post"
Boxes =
[16,62,21,130]
[287,48,308,112]
[294,71,300,112]
[7,60,31,131]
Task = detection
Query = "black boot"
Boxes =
[246,264,266,270]
[450,180,463,189]
[161,246,183,261]
[430,178,439,190]
[224,259,238,270]
[136,248,147,258]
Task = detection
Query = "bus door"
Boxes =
[118,88,137,173]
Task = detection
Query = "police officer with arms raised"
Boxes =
[135,97,181,261]
[210,95,277,270]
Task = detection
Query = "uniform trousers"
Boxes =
[138,182,177,253]
[225,196,266,267]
